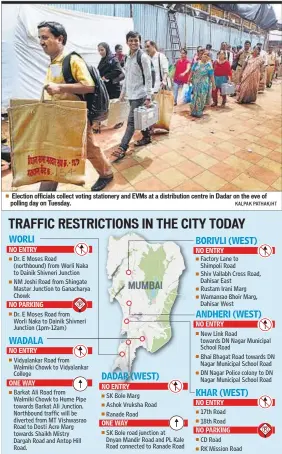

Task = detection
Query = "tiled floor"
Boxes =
[2,79,281,192]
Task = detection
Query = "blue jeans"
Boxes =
[173,82,182,104]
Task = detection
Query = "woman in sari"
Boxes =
[237,46,264,104]
[190,51,216,118]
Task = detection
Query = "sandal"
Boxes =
[93,122,101,134]
[113,122,124,129]
[111,147,126,163]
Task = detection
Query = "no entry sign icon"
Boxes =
[258,244,273,258]
[258,318,273,332]
[74,242,89,256]
[258,396,273,409]
[168,379,183,393]
[73,345,88,359]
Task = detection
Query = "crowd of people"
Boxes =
[172,40,280,113]
[5,21,280,192]
[95,36,280,155]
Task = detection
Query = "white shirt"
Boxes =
[260,49,268,66]
[121,50,153,100]
[220,49,233,65]
[151,51,169,92]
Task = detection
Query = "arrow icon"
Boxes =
[173,381,179,391]
[73,345,88,359]
[169,415,184,431]
[168,379,183,393]
[73,376,88,392]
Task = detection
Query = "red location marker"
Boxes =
[124,318,130,325]
[140,336,145,342]
[126,269,132,276]
[119,351,125,357]
[126,340,131,345]
[126,300,132,306]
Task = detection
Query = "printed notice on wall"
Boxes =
[1,1,282,453]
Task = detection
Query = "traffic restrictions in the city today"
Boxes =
[1,211,281,453]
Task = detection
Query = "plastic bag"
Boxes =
[183,84,193,103]
[8,91,87,187]
[153,89,174,131]
[168,64,176,80]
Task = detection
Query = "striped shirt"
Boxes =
[121,50,153,100]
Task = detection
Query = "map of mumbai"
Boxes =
[107,233,185,372]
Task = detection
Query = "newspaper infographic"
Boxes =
[1,1,282,454]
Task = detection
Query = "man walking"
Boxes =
[144,40,169,92]
[234,40,252,85]
[38,21,113,191]
[220,42,233,65]
[205,44,213,61]
[111,31,153,162]
[266,46,276,87]
[114,44,126,68]
[257,42,268,92]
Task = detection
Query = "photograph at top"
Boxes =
[1,2,281,193]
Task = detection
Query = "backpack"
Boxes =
[110,58,125,84]
[136,49,156,88]
[62,51,109,123]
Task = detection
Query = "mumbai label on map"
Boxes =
[107,233,185,372]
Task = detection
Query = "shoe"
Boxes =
[174,102,177,106]
[91,175,114,191]
[1,137,7,144]
[211,102,217,107]
[134,137,152,147]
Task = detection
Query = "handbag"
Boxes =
[154,89,174,131]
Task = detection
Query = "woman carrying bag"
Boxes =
[173,48,191,106]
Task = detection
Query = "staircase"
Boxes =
[168,10,182,63]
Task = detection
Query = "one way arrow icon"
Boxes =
[78,380,82,389]
[169,415,184,431]
[78,346,83,356]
